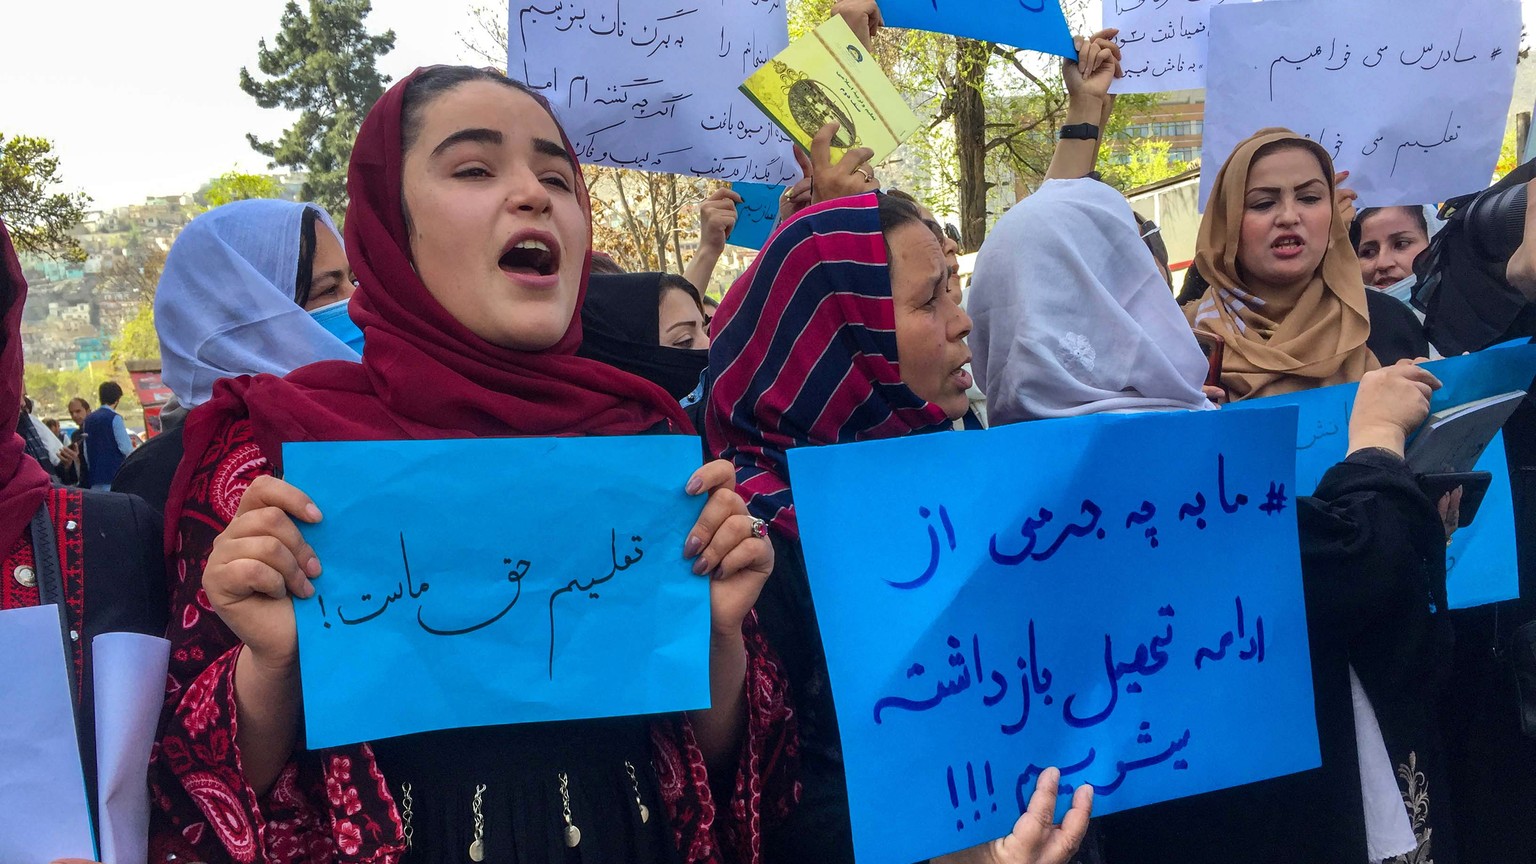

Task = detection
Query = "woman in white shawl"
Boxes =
[968,178,1455,864]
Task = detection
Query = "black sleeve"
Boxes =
[81,489,170,640]
[1365,288,1431,365]
[110,425,184,516]
[1297,449,1446,641]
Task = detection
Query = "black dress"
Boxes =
[368,717,677,864]
[1366,288,1431,366]
[1439,391,1536,864]
[111,423,184,514]
[1101,450,1455,864]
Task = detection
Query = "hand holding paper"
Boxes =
[1347,361,1442,457]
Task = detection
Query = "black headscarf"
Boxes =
[578,272,710,400]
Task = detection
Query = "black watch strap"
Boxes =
[1059,123,1101,141]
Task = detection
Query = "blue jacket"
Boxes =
[82,406,129,487]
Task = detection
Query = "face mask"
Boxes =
[309,299,366,354]
[1381,274,1417,305]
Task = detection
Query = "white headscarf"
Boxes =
[969,178,1214,424]
[155,199,360,407]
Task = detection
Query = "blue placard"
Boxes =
[283,436,711,750]
[877,0,1076,57]
[726,182,785,251]
[1230,338,1536,609]
[789,406,1316,864]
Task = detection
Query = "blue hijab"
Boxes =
[155,199,360,407]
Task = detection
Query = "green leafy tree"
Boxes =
[1100,137,1195,192]
[201,170,285,209]
[0,134,91,262]
[240,0,396,219]
[112,301,161,364]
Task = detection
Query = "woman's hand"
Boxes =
[1063,29,1122,107]
[698,187,743,252]
[1347,359,1442,457]
[683,460,773,638]
[203,475,323,672]
[1438,487,1463,540]
[1202,385,1228,406]
[1334,170,1359,226]
[779,175,814,222]
[809,121,879,204]
[832,0,883,51]
[935,769,1094,864]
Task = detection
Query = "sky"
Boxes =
[3,0,1536,211]
[2,0,487,210]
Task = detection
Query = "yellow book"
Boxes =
[739,16,921,164]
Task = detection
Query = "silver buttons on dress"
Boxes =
[12,565,35,588]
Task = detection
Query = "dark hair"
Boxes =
[881,187,946,246]
[876,192,931,258]
[99,381,124,406]
[401,66,549,154]
[68,396,90,413]
[294,206,321,307]
[589,252,626,276]
[1350,205,1430,252]
[659,273,706,315]
[1176,262,1210,306]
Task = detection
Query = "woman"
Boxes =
[1186,128,1382,399]
[113,199,362,512]
[1352,206,1435,292]
[0,217,167,862]
[579,272,712,430]
[970,177,1455,863]
[706,191,1093,864]
[149,66,790,864]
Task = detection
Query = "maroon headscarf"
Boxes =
[171,67,691,514]
[0,218,52,544]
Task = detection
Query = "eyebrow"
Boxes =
[533,137,573,164]
[311,268,347,283]
[665,320,699,335]
[431,128,503,157]
[1247,178,1327,195]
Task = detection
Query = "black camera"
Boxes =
[1413,161,1536,356]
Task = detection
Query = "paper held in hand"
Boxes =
[740,15,920,165]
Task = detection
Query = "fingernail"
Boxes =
[686,477,704,495]
[684,536,702,557]
[693,557,709,576]
[306,557,322,577]
[305,503,322,522]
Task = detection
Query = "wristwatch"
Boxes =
[1059,123,1101,141]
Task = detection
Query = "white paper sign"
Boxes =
[1107,0,1251,94]
[0,605,96,862]
[94,632,172,864]
[508,0,799,185]
[1201,0,1520,209]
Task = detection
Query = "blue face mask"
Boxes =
[309,299,366,354]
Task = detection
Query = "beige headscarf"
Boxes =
[1187,127,1378,400]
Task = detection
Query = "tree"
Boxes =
[112,301,161,364]
[0,133,91,262]
[240,0,396,219]
[200,170,285,209]
[1100,137,1195,193]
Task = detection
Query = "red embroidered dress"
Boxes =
[149,417,798,864]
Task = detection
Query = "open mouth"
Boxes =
[1271,234,1305,258]
[498,233,561,279]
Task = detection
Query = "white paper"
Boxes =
[1202,0,1520,209]
[1349,666,1418,861]
[1107,0,1252,93]
[93,632,171,864]
[0,605,96,861]
[507,0,798,185]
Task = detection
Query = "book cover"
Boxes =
[739,16,920,164]
[1405,390,1527,474]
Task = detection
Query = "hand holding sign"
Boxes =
[698,188,744,253]
[1347,360,1442,457]
[833,0,884,52]
[811,122,880,204]
[1065,29,1124,105]
[203,475,323,671]
[934,770,1094,864]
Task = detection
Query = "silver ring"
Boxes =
[749,517,769,539]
